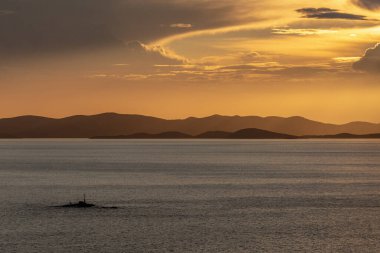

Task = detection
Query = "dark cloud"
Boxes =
[352,0,380,10]
[296,7,368,20]
[353,43,380,73]
[0,0,252,62]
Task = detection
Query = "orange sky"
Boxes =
[1,0,380,123]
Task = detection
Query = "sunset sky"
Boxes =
[1,0,380,123]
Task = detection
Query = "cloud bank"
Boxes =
[353,43,380,73]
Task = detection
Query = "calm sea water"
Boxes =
[1,139,380,252]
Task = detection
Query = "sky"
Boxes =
[1,0,380,123]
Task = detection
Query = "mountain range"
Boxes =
[0,113,380,138]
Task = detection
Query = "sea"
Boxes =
[1,139,380,253]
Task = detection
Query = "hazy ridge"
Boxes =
[1,113,380,138]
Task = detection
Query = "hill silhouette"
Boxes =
[196,131,231,139]
[93,128,297,139]
[305,133,380,139]
[0,113,380,138]
[95,132,192,139]
[92,129,380,139]
[227,128,296,139]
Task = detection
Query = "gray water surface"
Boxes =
[1,139,380,252]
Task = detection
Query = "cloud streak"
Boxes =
[296,7,369,20]
[272,28,337,36]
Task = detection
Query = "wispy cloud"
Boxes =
[89,57,349,83]
[333,57,361,63]
[272,28,337,36]
[170,23,193,28]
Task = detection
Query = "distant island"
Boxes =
[92,129,380,140]
[92,128,298,139]
[0,113,380,138]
